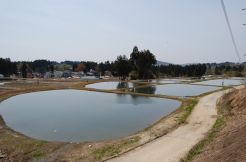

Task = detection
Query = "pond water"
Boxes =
[193,79,245,86]
[86,81,137,90]
[0,90,180,142]
[133,84,221,97]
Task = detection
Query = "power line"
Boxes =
[243,8,246,26]
[220,0,241,63]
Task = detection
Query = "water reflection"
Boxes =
[117,82,130,89]
[116,93,153,105]
[86,81,134,90]
[132,85,156,94]
[0,90,181,142]
[116,82,144,89]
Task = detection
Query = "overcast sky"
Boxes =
[0,0,245,64]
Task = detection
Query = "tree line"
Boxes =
[0,58,17,77]
[157,64,207,77]
[1,47,246,79]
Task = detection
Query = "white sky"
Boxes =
[0,0,245,63]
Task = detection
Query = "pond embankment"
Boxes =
[0,79,192,161]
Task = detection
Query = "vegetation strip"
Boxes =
[181,116,225,162]
[177,99,198,124]
[181,87,240,162]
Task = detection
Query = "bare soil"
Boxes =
[193,87,246,162]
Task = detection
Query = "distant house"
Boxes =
[32,73,42,78]
[81,75,99,80]
[72,71,84,78]
[71,72,79,79]
[202,75,214,80]
[54,71,63,78]
[86,72,94,76]
[10,74,17,78]
[44,72,53,79]
[104,70,112,77]
[27,73,33,78]
[62,70,72,78]
[78,71,85,77]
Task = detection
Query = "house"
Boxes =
[54,71,63,78]
[10,74,17,78]
[85,69,96,76]
[62,70,72,78]
[27,73,33,78]
[104,70,112,77]
[32,73,42,78]
[81,75,99,80]
[44,72,53,79]
[72,71,85,78]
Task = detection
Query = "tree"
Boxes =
[130,47,157,79]
[115,55,131,80]
[214,66,221,75]
[72,64,77,72]
[75,63,86,72]
[50,65,54,73]
[31,60,57,73]
[21,63,27,78]
[0,58,17,76]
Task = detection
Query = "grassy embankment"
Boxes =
[181,88,238,162]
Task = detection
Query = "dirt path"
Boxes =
[108,90,228,162]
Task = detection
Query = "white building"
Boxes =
[54,71,63,78]
[44,72,53,79]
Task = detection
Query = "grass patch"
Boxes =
[32,150,46,158]
[182,116,225,162]
[177,99,198,124]
[93,145,121,161]
[92,136,140,161]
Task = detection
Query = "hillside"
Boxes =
[156,60,171,66]
[193,87,246,162]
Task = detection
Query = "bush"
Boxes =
[129,71,138,80]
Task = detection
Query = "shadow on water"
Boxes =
[132,85,157,95]
[117,82,130,89]
[116,82,157,105]
[116,82,143,89]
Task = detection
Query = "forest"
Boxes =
[1,47,245,79]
